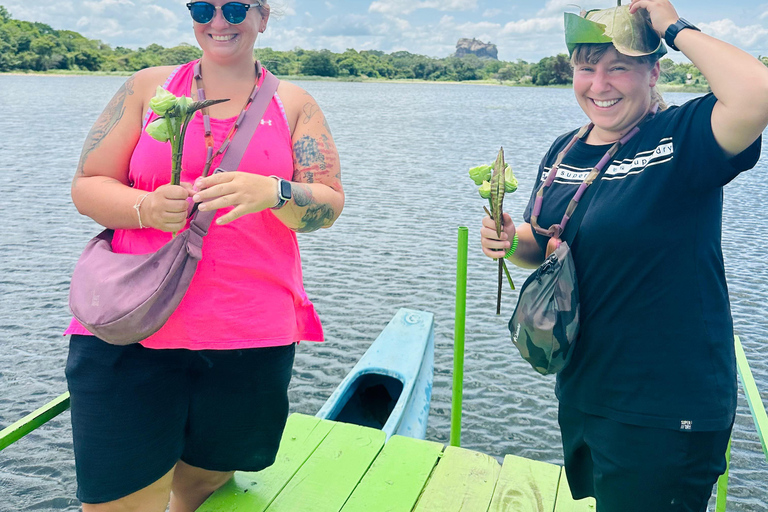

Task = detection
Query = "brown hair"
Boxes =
[571,43,667,110]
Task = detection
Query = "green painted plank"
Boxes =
[341,435,444,512]
[264,421,386,512]
[0,392,70,451]
[553,467,596,512]
[198,413,335,512]
[413,445,501,512]
[488,454,561,512]
[735,336,768,461]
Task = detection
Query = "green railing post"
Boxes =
[450,226,469,447]
[715,438,731,512]
[0,392,71,451]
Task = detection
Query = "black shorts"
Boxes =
[558,404,732,512]
[65,334,295,504]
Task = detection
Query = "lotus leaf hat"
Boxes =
[564,4,667,58]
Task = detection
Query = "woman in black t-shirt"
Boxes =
[480,1,768,510]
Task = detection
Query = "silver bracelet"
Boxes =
[133,193,150,229]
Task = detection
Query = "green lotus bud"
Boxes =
[504,164,518,193]
[478,180,491,199]
[149,86,178,117]
[176,95,193,118]
[468,164,492,186]
[145,117,171,143]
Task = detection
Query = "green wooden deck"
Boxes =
[198,413,596,512]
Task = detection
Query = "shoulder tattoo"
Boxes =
[76,75,135,177]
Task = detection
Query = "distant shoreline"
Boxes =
[0,70,709,93]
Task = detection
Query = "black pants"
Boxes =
[559,404,732,512]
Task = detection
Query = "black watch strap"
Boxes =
[664,18,700,51]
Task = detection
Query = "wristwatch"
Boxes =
[270,176,292,210]
[664,18,700,51]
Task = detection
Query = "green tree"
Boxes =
[300,50,338,77]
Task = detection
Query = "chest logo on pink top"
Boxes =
[261,119,273,126]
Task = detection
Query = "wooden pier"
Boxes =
[198,413,596,512]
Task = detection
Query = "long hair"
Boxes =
[570,43,667,111]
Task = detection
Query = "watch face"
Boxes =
[279,179,292,200]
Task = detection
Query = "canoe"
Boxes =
[315,307,434,440]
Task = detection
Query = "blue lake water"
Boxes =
[0,75,766,511]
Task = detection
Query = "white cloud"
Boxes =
[501,17,561,35]
[483,9,501,18]
[369,0,478,16]
[700,18,768,49]
[82,0,135,15]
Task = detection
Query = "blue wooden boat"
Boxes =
[316,307,434,439]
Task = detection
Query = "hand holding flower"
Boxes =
[140,184,193,233]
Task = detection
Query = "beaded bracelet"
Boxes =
[133,193,149,229]
[504,232,519,259]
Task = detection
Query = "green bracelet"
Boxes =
[504,233,519,259]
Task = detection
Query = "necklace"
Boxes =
[530,103,659,239]
[193,60,262,178]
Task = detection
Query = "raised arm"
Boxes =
[630,0,768,157]
[71,67,191,233]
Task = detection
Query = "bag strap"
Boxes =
[559,105,659,246]
[188,69,280,237]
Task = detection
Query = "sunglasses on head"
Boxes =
[186,2,263,25]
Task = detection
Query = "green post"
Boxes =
[450,226,469,447]
[715,438,731,512]
[0,392,71,451]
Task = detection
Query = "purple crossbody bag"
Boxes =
[69,71,280,345]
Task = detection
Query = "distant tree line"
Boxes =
[3,5,766,86]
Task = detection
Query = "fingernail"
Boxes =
[193,194,200,202]
[194,178,202,188]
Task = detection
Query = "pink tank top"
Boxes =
[65,60,324,350]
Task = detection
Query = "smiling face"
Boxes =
[572,45,660,144]
[192,2,269,64]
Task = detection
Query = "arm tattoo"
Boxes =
[302,102,321,124]
[296,203,336,233]
[292,134,340,184]
[75,75,135,178]
[292,183,313,207]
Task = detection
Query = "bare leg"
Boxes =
[81,467,174,512]
[169,460,234,512]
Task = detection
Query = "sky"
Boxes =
[2,0,768,63]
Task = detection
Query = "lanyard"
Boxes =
[193,60,262,178]
[530,104,658,240]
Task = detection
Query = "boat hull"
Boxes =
[316,308,434,439]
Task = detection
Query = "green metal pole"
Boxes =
[0,392,71,451]
[450,226,469,447]
[715,437,731,512]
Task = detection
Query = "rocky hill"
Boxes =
[454,38,498,60]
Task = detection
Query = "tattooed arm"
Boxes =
[71,66,191,233]
[268,84,344,232]
[191,81,344,231]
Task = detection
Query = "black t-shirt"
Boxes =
[523,94,761,431]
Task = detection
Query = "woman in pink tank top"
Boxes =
[66,2,344,510]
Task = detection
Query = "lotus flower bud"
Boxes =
[176,95,193,118]
[469,164,492,186]
[149,87,178,116]
[145,117,171,143]
[478,180,491,199]
[504,164,518,193]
